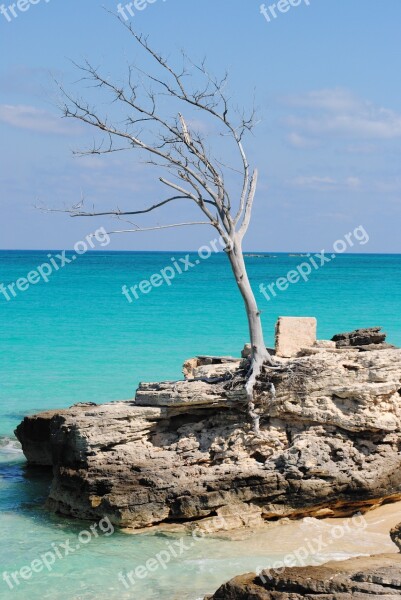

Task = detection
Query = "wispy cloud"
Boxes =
[284,88,401,141]
[345,176,362,189]
[285,89,361,113]
[286,132,320,149]
[0,104,78,135]
[291,175,362,192]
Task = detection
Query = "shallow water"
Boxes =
[1,252,401,598]
[1,442,398,599]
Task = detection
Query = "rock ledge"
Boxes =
[15,339,401,530]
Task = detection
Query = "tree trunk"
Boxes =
[227,235,274,432]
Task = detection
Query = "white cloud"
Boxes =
[291,175,362,192]
[0,104,78,135]
[345,176,361,190]
[292,176,337,191]
[285,88,361,113]
[286,132,319,149]
[284,89,401,140]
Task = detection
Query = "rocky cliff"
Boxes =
[205,554,401,599]
[15,335,401,530]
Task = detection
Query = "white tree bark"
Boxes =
[227,234,274,432]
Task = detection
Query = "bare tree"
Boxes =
[55,19,276,432]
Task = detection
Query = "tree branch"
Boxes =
[107,221,211,234]
[238,169,258,240]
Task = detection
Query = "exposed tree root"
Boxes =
[245,350,277,434]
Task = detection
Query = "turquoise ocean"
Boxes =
[1,250,401,599]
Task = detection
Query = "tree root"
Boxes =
[245,352,277,434]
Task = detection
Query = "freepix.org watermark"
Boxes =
[0,227,110,302]
[2,517,114,590]
[255,512,367,580]
[260,0,310,24]
[116,0,166,22]
[259,225,369,302]
[0,0,51,22]
[122,236,229,303]
[118,515,227,589]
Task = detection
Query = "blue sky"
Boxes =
[1,0,401,252]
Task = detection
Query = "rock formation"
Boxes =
[205,554,401,599]
[206,501,401,599]
[332,327,395,351]
[15,327,401,530]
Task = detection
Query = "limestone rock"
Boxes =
[14,408,69,466]
[241,344,275,359]
[15,347,401,530]
[314,340,336,349]
[332,327,396,351]
[391,522,401,551]
[205,554,401,599]
[275,317,317,358]
[135,380,232,408]
[183,356,241,380]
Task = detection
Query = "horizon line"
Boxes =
[0,249,399,256]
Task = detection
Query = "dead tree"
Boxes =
[55,19,276,432]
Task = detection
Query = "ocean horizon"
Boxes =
[1,251,401,598]
[3,1,400,596]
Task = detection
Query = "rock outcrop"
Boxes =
[15,339,401,530]
[205,554,401,599]
[332,327,395,351]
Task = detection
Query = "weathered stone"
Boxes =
[314,340,336,349]
[182,357,199,379]
[205,554,401,599]
[15,347,401,530]
[332,327,391,349]
[15,408,69,466]
[135,380,238,408]
[241,344,252,359]
[391,522,401,551]
[193,502,264,533]
[242,344,275,359]
[275,317,317,358]
[357,342,396,351]
[183,356,241,380]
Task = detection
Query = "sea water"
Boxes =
[1,251,400,599]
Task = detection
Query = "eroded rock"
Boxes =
[183,356,241,380]
[391,522,401,551]
[205,554,401,599]
[332,327,395,351]
[15,346,401,530]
